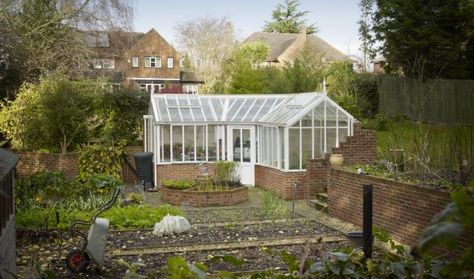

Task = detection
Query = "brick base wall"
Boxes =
[0,216,16,279]
[156,163,215,186]
[161,186,248,207]
[331,123,377,165]
[328,168,451,246]
[254,165,306,200]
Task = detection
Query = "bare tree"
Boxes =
[175,16,237,93]
[0,0,134,88]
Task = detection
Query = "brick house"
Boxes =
[83,28,202,94]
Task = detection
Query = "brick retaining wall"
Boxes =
[254,165,306,200]
[328,168,451,246]
[330,123,377,165]
[161,186,248,207]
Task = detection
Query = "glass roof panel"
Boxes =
[168,108,181,122]
[181,108,193,121]
[243,99,264,122]
[150,93,352,126]
[192,108,205,122]
[157,98,170,122]
[166,95,177,106]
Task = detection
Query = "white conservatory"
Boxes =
[144,92,356,186]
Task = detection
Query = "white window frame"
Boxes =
[102,59,114,69]
[167,57,174,68]
[145,57,161,68]
[132,57,139,68]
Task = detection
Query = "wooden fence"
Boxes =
[378,77,474,125]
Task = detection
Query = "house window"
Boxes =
[167,57,174,68]
[132,57,139,68]
[144,57,161,68]
[92,59,114,69]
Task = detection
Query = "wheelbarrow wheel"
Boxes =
[66,249,90,272]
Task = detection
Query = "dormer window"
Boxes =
[144,57,161,68]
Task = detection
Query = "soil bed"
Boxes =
[182,207,302,223]
[108,219,339,249]
[47,242,349,278]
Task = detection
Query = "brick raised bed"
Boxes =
[161,186,248,207]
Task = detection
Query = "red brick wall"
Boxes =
[254,165,306,200]
[15,146,144,183]
[331,123,376,165]
[305,159,329,198]
[15,152,79,180]
[161,186,248,207]
[156,163,215,186]
[328,168,451,246]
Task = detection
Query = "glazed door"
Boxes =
[227,126,255,186]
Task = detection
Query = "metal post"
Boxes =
[363,184,373,258]
[292,182,298,213]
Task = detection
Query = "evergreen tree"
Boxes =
[263,0,317,34]
[369,0,474,79]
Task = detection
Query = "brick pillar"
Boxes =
[305,158,329,198]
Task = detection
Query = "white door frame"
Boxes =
[226,125,255,186]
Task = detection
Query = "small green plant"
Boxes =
[115,258,147,279]
[127,192,145,205]
[161,179,194,190]
[259,190,289,218]
[214,161,240,186]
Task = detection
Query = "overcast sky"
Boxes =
[133,0,362,57]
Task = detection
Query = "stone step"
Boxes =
[316,193,328,203]
[309,199,328,213]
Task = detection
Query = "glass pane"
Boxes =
[339,128,348,143]
[181,108,193,122]
[184,126,194,161]
[227,99,244,120]
[232,129,241,162]
[289,128,300,169]
[326,102,338,127]
[243,99,264,122]
[272,128,278,167]
[314,128,324,158]
[196,126,206,161]
[166,95,177,106]
[177,95,190,105]
[169,108,181,122]
[208,125,217,161]
[234,99,250,121]
[202,99,215,121]
[211,99,223,118]
[279,127,285,169]
[189,96,200,106]
[301,111,312,127]
[327,128,337,151]
[157,100,170,122]
[338,111,349,127]
[302,128,312,168]
[172,126,183,162]
[192,108,205,122]
[242,129,251,162]
[161,125,170,162]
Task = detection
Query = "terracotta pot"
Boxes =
[329,154,344,165]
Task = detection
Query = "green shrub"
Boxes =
[161,179,194,190]
[77,143,124,182]
[214,161,239,185]
[362,113,389,131]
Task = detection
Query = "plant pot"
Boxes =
[347,232,364,248]
[329,154,344,165]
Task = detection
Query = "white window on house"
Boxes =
[145,57,161,68]
[92,59,114,69]
[132,57,139,68]
[102,59,114,69]
[167,57,174,68]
